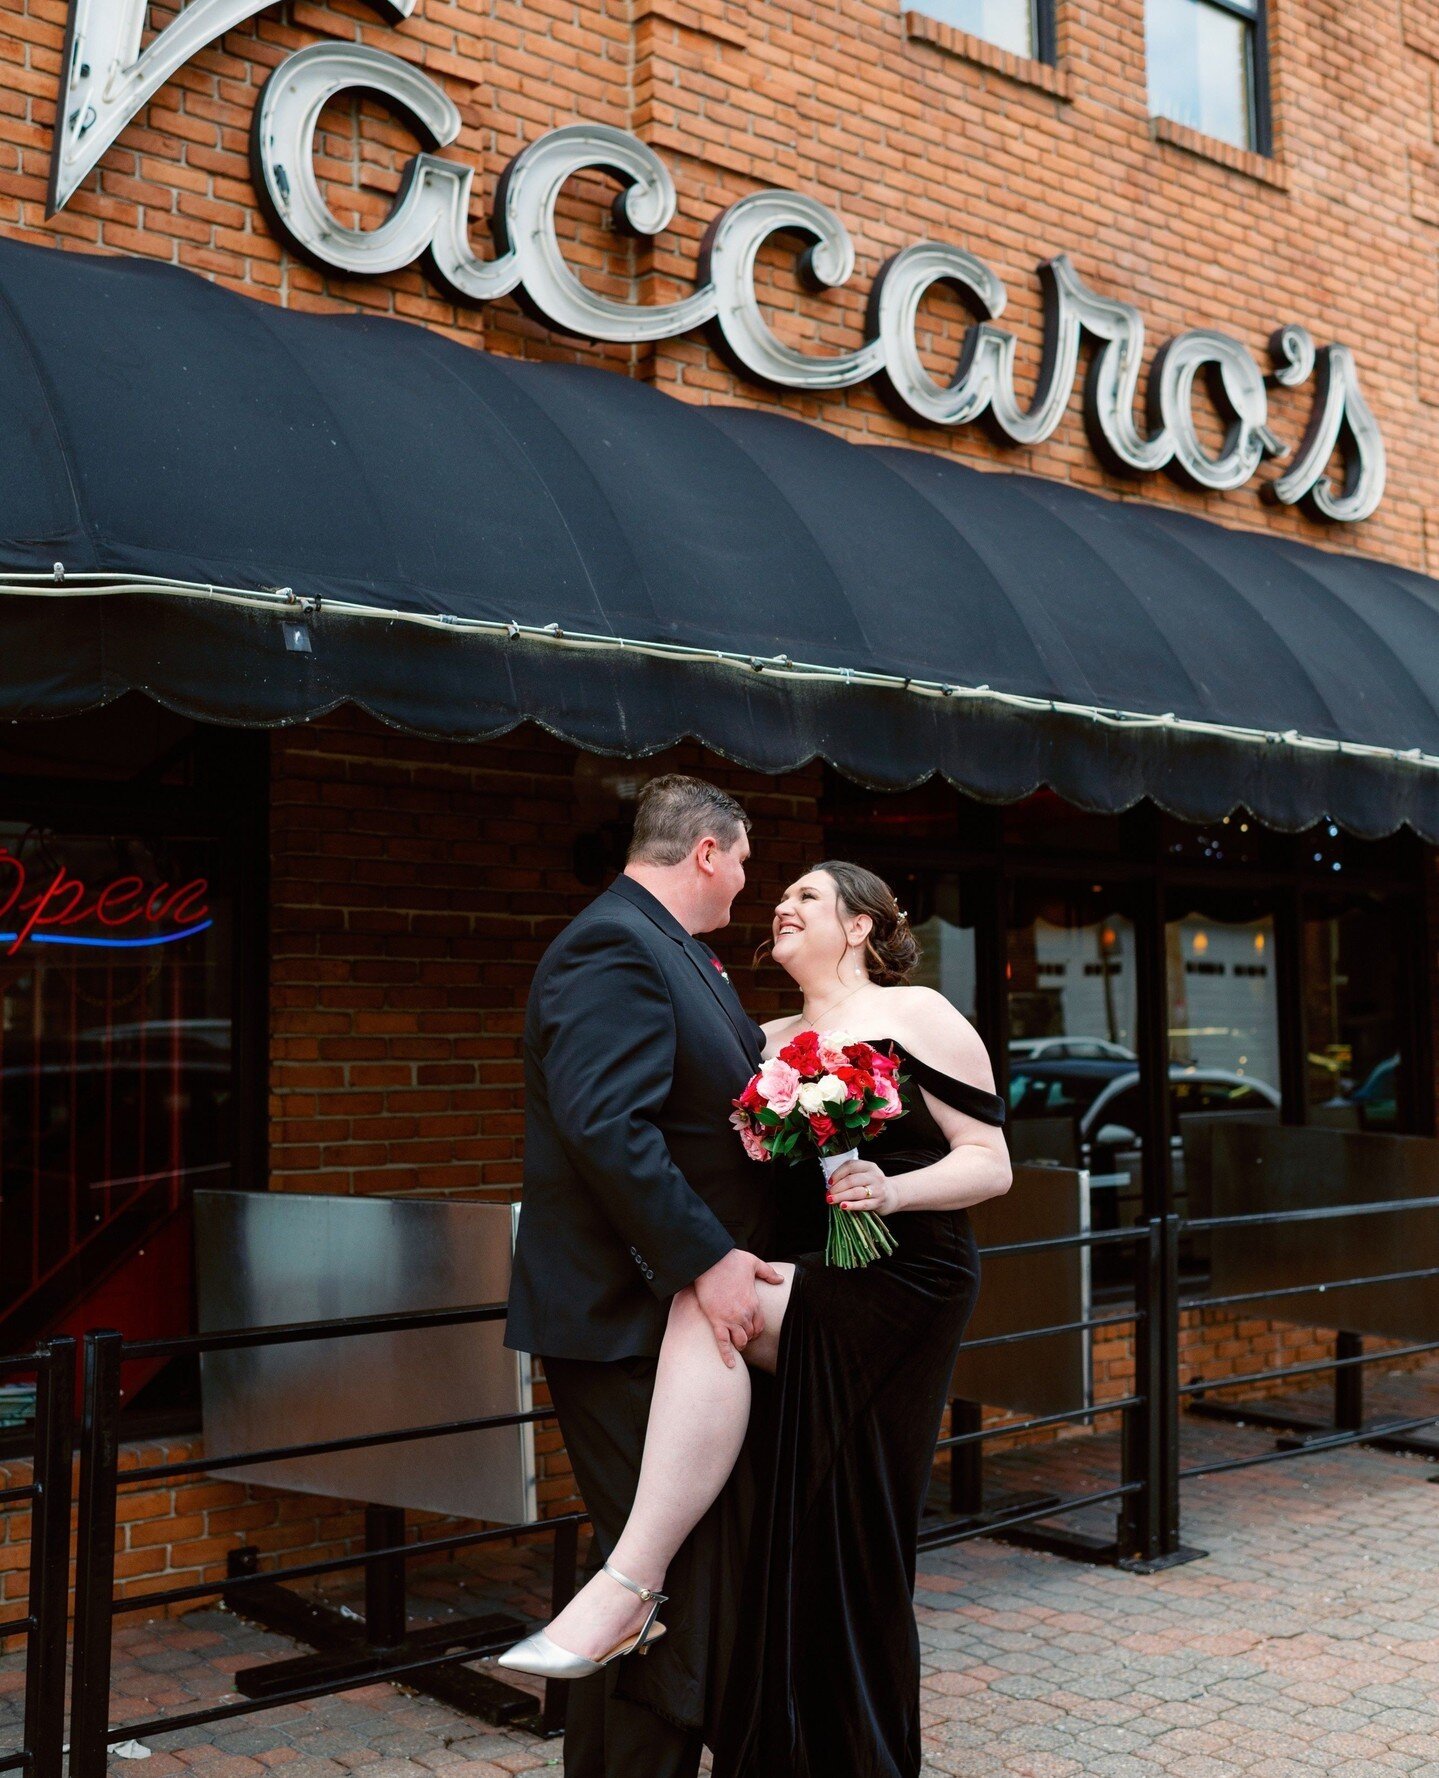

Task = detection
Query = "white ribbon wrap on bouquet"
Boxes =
[819,1148,859,1182]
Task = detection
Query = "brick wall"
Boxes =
[2,709,1435,1641]
[267,715,824,1196]
[0,0,1438,569]
[4,0,1439,1642]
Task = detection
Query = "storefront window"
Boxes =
[1161,891,1282,1279]
[909,875,978,1022]
[0,825,234,1370]
[1165,904,1280,1088]
[1303,892,1408,1132]
[1005,882,1138,1296]
[912,0,1040,56]
[1147,0,1262,151]
[1006,882,1138,1152]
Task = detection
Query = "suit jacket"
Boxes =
[505,875,772,1361]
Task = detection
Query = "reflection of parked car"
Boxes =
[1008,1059,1280,1191]
[1008,1036,1137,1063]
[1083,1068,1280,1173]
[83,1019,232,1059]
[1007,1057,1134,1124]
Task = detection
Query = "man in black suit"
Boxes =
[505,774,780,1778]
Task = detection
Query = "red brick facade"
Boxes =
[0,0,1436,561]
[1,706,1435,1641]
[267,722,823,1195]
[3,0,1439,1651]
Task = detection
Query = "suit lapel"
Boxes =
[605,877,760,1066]
[679,938,764,1065]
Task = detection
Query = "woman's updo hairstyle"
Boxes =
[816,860,921,986]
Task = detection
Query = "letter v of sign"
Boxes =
[48,0,415,215]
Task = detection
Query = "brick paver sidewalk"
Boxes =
[5,1390,1439,1776]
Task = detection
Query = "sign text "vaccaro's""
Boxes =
[48,3,1385,522]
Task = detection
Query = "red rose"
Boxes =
[781,1030,822,1075]
[834,1064,875,1103]
[808,1112,837,1144]
[738,1078,765,1112]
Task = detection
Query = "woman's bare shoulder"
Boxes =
[880,986,995,1086]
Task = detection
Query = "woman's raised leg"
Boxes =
[534,1263,794,1663]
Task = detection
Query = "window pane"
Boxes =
[0,826,233,1376]
[1008,883,1139,1293]
[914,0,1035,56]
[1304,895,1408,1132]
[1165,899,1282,1272]
[1148,0,1256,149]
[1166,907,1279,1089]
[910,876,978,1023]
[1006,885,1138,1138]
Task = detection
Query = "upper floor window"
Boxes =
[1147,0,1269,153]
[917,0,1054,61]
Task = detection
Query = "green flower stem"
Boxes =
[825,1206,898,1269]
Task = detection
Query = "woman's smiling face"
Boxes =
[772,869,865,979]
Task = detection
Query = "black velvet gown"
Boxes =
[710,1040,1007,1778]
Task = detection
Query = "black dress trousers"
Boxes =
[544,1352,756,1778]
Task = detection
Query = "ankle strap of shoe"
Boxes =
[603,1560,667,1604]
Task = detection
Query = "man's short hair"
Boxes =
[627,774,750,866]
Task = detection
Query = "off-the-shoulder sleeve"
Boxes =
[904,1052,1006,1126]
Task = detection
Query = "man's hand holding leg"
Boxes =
[693,1248,785,1368]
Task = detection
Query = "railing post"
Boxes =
[24,1338,75,1778]
[1334,1331,1365,1432]
[947,1399,984,1515]
[1119,1218,1164,1564]
[1156,1211,1183,1555]
[1120,1214,1185,1568]
[69,1330,125,1778]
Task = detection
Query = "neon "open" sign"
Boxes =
[0,850,212,956]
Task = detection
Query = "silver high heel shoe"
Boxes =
[495,1560,669,1679]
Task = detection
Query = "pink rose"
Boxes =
[818,1030,857,1071]
[755,1057,802,1116]
[869,1047,900,1079]
[872,1074,903,1119]
[730,1107,771,1161]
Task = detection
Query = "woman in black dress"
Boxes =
[500,861,1011,1778]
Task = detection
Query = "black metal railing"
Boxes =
[44,1181,1439,1768]
[1176,1192,1439,1478]
[0,1340,74,1778]
[920,1216,1189,1572]
[67,1306,583,1778]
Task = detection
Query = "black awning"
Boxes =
[1,236,1437,839]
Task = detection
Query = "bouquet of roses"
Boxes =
[730,1030,908,1268]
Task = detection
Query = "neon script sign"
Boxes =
[43,7,1385,523]
[0,850,212,955]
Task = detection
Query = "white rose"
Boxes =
[796,1081,827,1114]
[816,1073,847,1103]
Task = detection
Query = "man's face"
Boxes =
[700,827,750,930]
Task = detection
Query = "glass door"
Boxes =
[1302,888,1412,1133]
[1163,886,1284,1263]
[1006,880,1141,1291]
